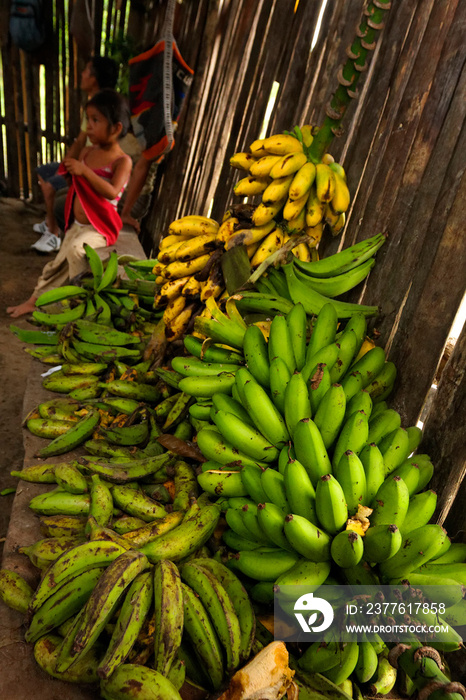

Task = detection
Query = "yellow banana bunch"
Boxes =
[154,215,227,340]
[229,127,351,251]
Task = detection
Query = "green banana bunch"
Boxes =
[229,548,300,581]
[197,468,248,498]
[10,461,57,483]
[42,371,100,394]
[10,324,59,345]
[37,396,82,419]
[79,452,174,484]
[379,524,447,581]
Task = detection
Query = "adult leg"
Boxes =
[54,187,69,233]
[38,176,61,236]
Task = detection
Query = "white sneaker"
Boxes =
[33,220,49,234]
[31,232,61,253]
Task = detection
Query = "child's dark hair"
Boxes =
[89,56,119,90]
[86,89,131,139]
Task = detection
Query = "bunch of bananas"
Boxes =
[1,531,255,696]
[15,245,158,335]
[151,214,233,342]
[229,126,350,262]
[169,300,465,677]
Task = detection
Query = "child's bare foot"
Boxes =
[6,297,38,318]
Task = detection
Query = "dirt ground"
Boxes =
[0,197,51,559]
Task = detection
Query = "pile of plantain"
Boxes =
[1,128,464,700]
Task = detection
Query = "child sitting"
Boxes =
[7,89,132,318]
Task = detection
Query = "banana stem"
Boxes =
[308,0,392,162]
[392,643,466,700]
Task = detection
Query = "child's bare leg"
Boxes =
[6,295,38,318]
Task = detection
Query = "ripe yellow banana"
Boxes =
[324,204,341,228]
[234,176,271,197]
[159,234,191,249]
[163,295,186,325]
[246,241,261,259]
[330,212,346,236]
[306,186,325,227]
[225,220,276,249]
[181,276,202,298]
[269,152,308,179]
[163,254,211,280]
[289,161,316,200]
[315,163,336,202]
[250,229,284,268]
[168,215,219,238]
[159,241,185,264]
[322,153,335,165]
[153,261,168,276]
[305,223,324,248]
[165,304,195,342]
[200,272,224,302]
[329,162,347,181]
[330,172,351,214]
[229,152,257,171]
[292,241,312,262]
[175,233,218,261]
[285,206,306,233]
[249,155,282,177]
[249,138,269,157]
[283,192,309,221]
[252,198,287,226]
[263,133,303,155]
[262,175,294,205]
[155,276,190,306]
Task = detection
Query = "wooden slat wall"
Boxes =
[0,0,464,530]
